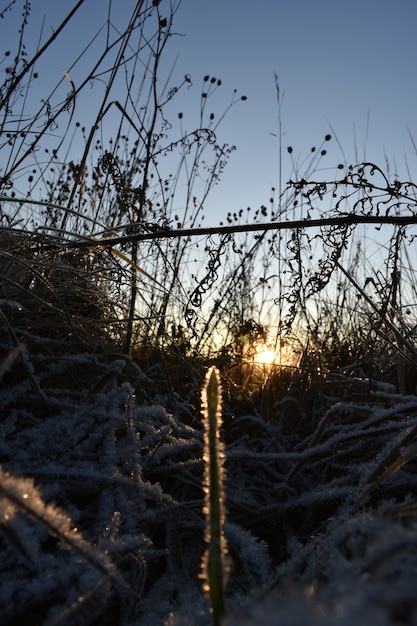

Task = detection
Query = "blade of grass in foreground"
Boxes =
[200,366,228,626]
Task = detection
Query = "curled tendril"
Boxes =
[184,235,230,330]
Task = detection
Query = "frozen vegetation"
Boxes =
[2,328,417,624]
[2,2,417,623]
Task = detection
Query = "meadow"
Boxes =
[2,2,417,624]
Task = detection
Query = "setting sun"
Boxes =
[253,348,278,366]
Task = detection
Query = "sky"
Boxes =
[1,0,417,226]
[171,0,417,221]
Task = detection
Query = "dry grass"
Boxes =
[2,2,417,623]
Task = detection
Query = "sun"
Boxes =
[253,347,277,366]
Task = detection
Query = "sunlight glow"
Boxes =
[253,348,277,366]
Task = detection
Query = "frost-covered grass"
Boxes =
[2,298,417,626]
[1,195,417,626]
[2,1,417,622]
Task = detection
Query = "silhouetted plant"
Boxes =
[2,7,417,623]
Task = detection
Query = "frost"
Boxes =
[225,522,272,588]
[2,339,417,623]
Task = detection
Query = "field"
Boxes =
[2,2,417,624]
[2,247,417,625]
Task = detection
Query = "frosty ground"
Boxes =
[2,342,417,625]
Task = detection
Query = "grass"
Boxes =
[2,2,417,624]
[2,235,417,624]
[201,366,228,626]
[2,240,417,625]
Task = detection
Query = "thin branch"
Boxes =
[47,212,417,249]
[0,0,87,111]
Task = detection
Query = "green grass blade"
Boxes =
[200,366,228,625]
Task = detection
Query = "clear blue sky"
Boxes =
[172,0,417,221]
[2,0,417,225]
